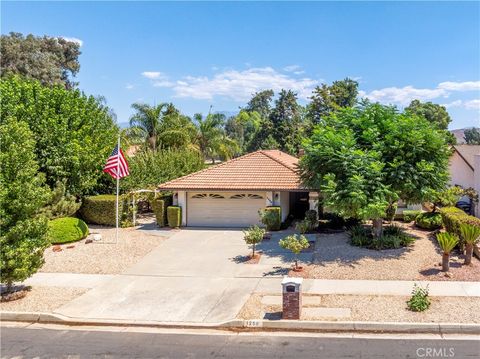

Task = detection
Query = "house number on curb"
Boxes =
[244,320,262,328]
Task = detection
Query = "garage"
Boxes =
[187,192,265,227]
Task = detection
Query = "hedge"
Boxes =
[48,217,89,244]
[167,206,182,228]
[150,195,172,227]
[415,212,442,230]
[260,206,282,231]
[79,195,132,227]
[402,210,422,222]
[439,206,480,240]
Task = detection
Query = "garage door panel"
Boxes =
[187,192,265,227]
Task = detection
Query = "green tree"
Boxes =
[308,78,359,125]
[459,224,480,265]
[279,234,310,270]
[0,76,118,196]
[269,89,304,155]
[129,102,168,150]
[1,32,81,89]
[0,119,50,293]
[121,149,206,192]
[243,225,266,258]
[225,110,261,154]
[464,128,480,145]
[299,103,450,237]
[192,113,239,163]
[436,232,459,272]
[245,89,274,119]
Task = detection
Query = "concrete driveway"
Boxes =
[56,228,313,323]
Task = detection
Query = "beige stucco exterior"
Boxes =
[449,151,474,189]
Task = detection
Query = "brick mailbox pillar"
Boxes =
[282,277,302,320]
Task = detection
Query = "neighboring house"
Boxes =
[449,145,480,217]
[157,150,317,227]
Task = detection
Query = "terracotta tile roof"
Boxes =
[453,145,480,170]
[157,150,306,191]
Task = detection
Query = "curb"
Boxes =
[1,312,479,334]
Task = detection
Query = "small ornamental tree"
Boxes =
[460,224,480,265]
[436,232,459,272]
[279,234,310,270]
[0,119,50,293]
[243,226,265,258]
[299,102,450,237]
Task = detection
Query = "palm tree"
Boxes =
[128,102,197,151]
[436,232,459,272]
[129,102,168,150]
[460,224,480,265]
[192,113,239,163]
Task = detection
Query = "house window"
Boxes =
[191,194,208,199]
[209,194,225,199]
[230,194,264,199]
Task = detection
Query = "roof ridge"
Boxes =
[156,151,263,189]
[259,150,298,173]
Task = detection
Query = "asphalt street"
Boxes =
[1,326,479,359]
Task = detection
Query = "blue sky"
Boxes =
[2,1,479,129]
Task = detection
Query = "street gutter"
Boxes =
[1,311,479,335]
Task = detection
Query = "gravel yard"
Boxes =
[290,222,480,281]
[0,286,87,312]
[238,293,480,323]
[41,224,167,274]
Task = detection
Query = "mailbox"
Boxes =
[281,277,302,320]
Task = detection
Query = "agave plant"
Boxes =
[436,232,459,272]
[460,224,480,265]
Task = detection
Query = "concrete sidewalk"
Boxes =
[26,272,480,297]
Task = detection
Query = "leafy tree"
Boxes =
[464,128,480,145]
[1,32,81,89]
[0,76,118,196]
[279,234,310,270]
[308,78,359,125]
[269,89,304,154]
[243,225,266,258]
[121,149,205,192]
[192,113,239,163]
[225,110,261,154]
[244,89,274,119]
[299,103,450,237]
[0,119,50,293]
[405,100,451,130]
[129,102,167,150]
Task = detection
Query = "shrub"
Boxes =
[349,224,414,249]
[167,206,181,228]
[279,234,310,269]
[439,207,480,250]
[39,181,81,219]
[243,225,266,257]
[48,217,89,244]
[305,210,317,222]
[385,202,398,222]
[407,284,430,312]
[259,206,281,231]
[415,212,442,230]
[80,195,123,226]
[402,210,421,222]
[150,195,172,227]
[295,219,311,234]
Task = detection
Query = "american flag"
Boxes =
[103,145,129,179]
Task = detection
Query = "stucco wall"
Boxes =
[279,192,290,221]
[449,151,474,188]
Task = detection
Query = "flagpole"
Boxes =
[115,135,120,244]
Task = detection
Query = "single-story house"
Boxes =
[449,145,480,217]
[157,150,317,227]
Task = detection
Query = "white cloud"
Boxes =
[170,67,319,101]
[125,84,135,90]
[465,99,480,110]
[361,86,448,106]
[153,80,174,88]
[141,71,165,80]
[441,100,463,108]
[438,81,480,91]
[60,36,83,46]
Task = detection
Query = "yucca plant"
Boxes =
[460,224,480,265]
[436,232,459,272]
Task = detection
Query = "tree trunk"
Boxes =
[252,244,256,258]
[372,218,383,238]
[442,253,450,272]
[465,243,473,265]
[294,257,298,269]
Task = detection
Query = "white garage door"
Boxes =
[187,192,266,227]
